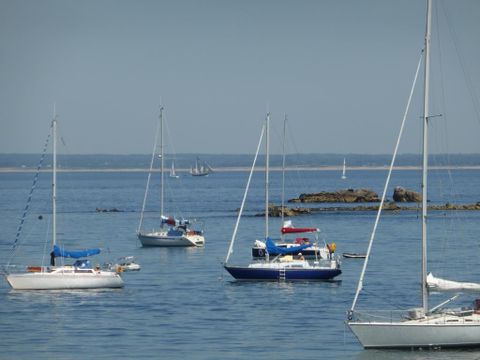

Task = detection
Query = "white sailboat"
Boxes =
[170,161,179,178]
[341,158,347,180]
[137,106,205,247]
[347,0,480,348]
[5,111,124,290]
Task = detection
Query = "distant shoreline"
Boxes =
[2,165,480,173]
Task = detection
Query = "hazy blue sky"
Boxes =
[1,0,479,155]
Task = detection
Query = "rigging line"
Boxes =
[359,288,414,312]
[225,122,266,264]
[162,115,188,220]
[12,128,52,250]
[137,108,162,233]
[438,7,468,261]
[7,209,47,267]
[434,1,451,162]
[431,6,452,271]
[41,212,52,268]
[283,120,323,236]
[432,3,467,277]
[159,114,193,224]
[440,0,480,124]
[281,114,287,231]
[350,50,424,315]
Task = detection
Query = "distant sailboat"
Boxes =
[170,161,179,178]
[190,157,212,176]
[5,110,124,290]
[137,105,205,247]
[341,158,347,180]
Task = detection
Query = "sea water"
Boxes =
[1,168,480,359]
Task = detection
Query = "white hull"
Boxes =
[348,313,480,348]
[138,232,205,247]
[120,263,141,271]
[249,258,339,270]
[6,270,124,290]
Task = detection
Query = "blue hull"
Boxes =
[224,265,341,281]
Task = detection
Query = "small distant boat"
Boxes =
[342,252,366,259]
[341,158,347,180]
[169,161,179,178]
[190,157,213,176]
[115,256,141,272]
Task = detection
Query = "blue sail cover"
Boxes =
[265,238,311,255]
[53,245,101,259]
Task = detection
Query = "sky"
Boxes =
[1,0,479,155]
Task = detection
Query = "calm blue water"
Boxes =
[1,168,480,359]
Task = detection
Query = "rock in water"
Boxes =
[288,188,380,203]
[393,186,422,202]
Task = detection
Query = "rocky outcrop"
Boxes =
[288,188,380,203]
[429,202,480,211]
[393,186,422,202]
[255,204,312,217]
[256,201,480,216]
[96,207,122,213]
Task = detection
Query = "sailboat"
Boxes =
[224,113,342,281]
[5,111,124,290]
[347,0,480,348]
[170,161,179,178]
[137,106,205,247]
[251,115,339,262]
[190,157,212,176]
[341,158,347,180]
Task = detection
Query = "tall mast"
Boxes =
[281,114,287,229]
[52,107,57,247]
[421,0,432,313]
[265,112,270,240]
[160,105,164,220]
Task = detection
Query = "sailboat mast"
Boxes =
[160,106,164,219]
[281,114,287,228]
[265,112,270,240]
[52,109,57,247]
[421,0,432,313]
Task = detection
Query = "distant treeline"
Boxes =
[1,153,480,169]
